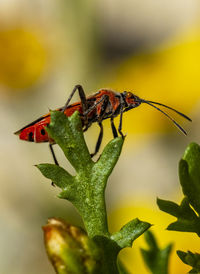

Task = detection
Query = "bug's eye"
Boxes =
[126,92,133,98]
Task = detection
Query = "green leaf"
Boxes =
[180,142,200,215]
[157,197,200,235]
[141,231,172,274]
[177,250,200,273]
[36,163,74,188]
[94,137,124,178]
[46,111,93,172]
[111,218,151,248]
[157,143,200,236]
[36,110,152,273]
[157,198,181,218]
[37,113,126,238]
[156,143,200,271]
[117,260,130,274]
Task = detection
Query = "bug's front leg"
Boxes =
[49,143,58,186]
[90,122,103,158]
[110,117,118,138]
[118,108,125,138]
[49,143,59,166]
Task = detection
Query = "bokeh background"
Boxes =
[1,0,200,273]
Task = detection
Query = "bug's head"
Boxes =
[123,91,192,135]
[123,91,141,108]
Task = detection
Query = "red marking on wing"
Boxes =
[19,117,50,143]
[16,102,83,143]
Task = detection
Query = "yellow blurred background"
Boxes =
[1,0,200,273]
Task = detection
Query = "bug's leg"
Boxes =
[82,94,109,132]
[49,143,58,186]
[110,117,118,138]
[49,143,59,166]
[83,94,110,116]
[62,84,89,129]
[118,109,125,138]
[90,95,109,157]
[90,122,103,157]
[62,84,88,113]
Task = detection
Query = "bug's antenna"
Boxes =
[144,100,192,121]
[140,99,189,135]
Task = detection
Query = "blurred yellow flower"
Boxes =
[0,28,47,91]
[109,202,199,274]
[106,28,200,135]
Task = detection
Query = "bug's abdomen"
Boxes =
[17,104,84,143]
[16,100,94,143]
[19,117,50,143]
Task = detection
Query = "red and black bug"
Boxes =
[15,85,191,164]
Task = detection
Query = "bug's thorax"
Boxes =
[88,89,121,116]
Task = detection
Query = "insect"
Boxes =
[15,84,191,165]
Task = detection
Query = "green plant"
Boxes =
[37,110,151,274]
[157,142,200,273]
[141,231,172,274]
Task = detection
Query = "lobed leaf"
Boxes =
[92,137,124,186]
[36,163,74,188]
[157,198,181,218]
[180,142,200,215]
[111,218,151,248]
[141,231,172,274]
[177,250,200,273]
[157,143,200,236]
[37,110,152,273]
[157,197,200,235]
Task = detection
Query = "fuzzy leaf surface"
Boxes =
[111,218,151,248]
